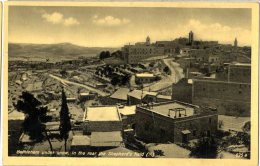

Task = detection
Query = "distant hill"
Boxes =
[8,43,119,62]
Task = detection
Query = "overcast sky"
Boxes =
[9,6,251,47]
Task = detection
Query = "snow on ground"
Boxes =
[143,58,184,92]
[218,115,250,132]
[148,144,190,158]
[217,151,244,159]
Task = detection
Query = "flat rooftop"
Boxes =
[157,95,172,100]
[136,73,155,78]
[84,106,120,121]
[128,90,158,100]
[80,92,90,96]
[231,63,251,67]
[110,88,130,101]
[119,105,136,116]
[142,102,197,119]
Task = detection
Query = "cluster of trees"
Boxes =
[149,62,155,68]
[111,50,123,59]
[99,50,123,60]
[15,87,71,152]
[111,74,131,86]
[163,66,170,74]
[14,92,48,141]
[191,121,251,159]
[95,65,130,86]
[95,65,115,77]
[99,51,111,60]
[242,121,250,133]
[189,136,218,158]
[175,46,180,54]
[60,69,68,78]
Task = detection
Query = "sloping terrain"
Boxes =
[9,43,118,62]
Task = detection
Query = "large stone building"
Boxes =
[121,36,159,64]
[216,62,251,83]
[71,106,124,151]
[135,101,218,143]
[190,49,221,64]
[121,36,181,64]
[80,106,123,147]
[83,106,123,134]
[192,79,250,116]
[228,63,251,83]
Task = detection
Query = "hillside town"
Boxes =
[9,31,251,159]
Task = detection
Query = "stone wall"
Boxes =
[121,114,136,130]
[228,65,251,83]
[100,96,127,106]
[173,114,218,142]
[172,79,192,103]
[192,80,251,116]
[135,107,218,143]
[135,109,175,143]
[193,97,250,116]
[83,121,122,134]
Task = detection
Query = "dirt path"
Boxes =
[49,74,109,97]
[143,58,184,91]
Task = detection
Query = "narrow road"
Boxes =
[143,58,184,92]
[129,75,138,88]
[163,58,184,83]
[49,74,109,97]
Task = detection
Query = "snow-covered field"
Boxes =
[218,115,250,132]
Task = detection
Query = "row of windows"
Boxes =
[129,52,153,55]
[129,48,153,52]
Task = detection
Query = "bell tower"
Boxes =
[234,38,238,47]
[188,31,194,45]
[146,36,151,46]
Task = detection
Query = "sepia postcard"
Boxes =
[2,1,259,166]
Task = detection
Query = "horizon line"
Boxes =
[8,40,251,48]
